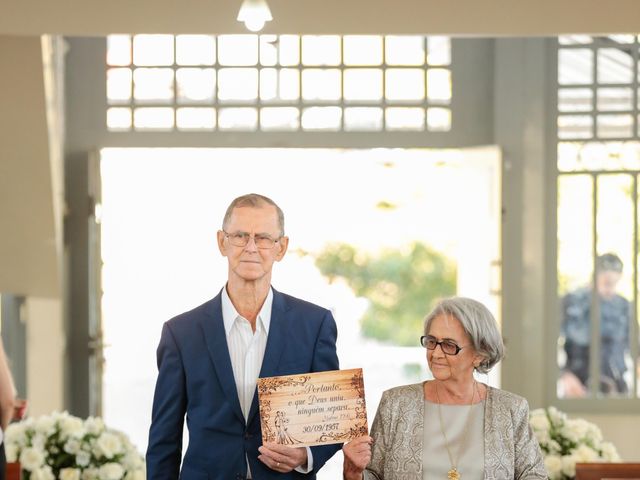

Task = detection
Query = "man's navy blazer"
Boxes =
[146,288,341,480]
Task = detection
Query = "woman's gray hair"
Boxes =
[222,193,285,236]
[423,297,504,374]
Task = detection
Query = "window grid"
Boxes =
[556,35,640,401]
[106,34,453,133]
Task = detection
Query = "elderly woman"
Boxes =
[343,297,547,480]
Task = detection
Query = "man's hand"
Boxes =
[13,398,27,420]
[343,436,372,480]
[560,371,587,397]
[258,443,307,473]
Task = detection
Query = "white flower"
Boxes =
[30,466,55,480]
[31,433,47,450]
[561,454,578,478]
[544,454,563,480]
[82,468,100,480]
[529,412,550,432]
[124,469,145,480]
[99,462,125,480]
[65,437,82,455]
[95,432,124,459]
[19,446,45,472]
[601,441,621,461]
[4,442,18,463]
[60,468,82,480]
[60,416,85,438]
[4,422,28,447]
[574,443,599,462]
[76,449,92,467]
[85,417,105,435]
[34,415,56,436]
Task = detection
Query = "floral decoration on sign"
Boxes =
[529,407,620,480]
[4,411,145,480]
[257,375,310,395]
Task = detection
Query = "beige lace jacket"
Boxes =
[363,383,548,480]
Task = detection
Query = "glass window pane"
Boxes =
[597,114,633,138]
[133,68,174,103]
[597,48,633,84]
[259,35,278,66]
[260,68,300,102]
[559,35,593,45]
[427,68,452,103]
[301,36,341,66]
[597,87,633,111]
[557,174,593,398]
[218,107,258,130]
[385,69,425,101]
[385,36,425,66]
[558,115,593,140]
[176,35,215,66]
[260,68,277,100]
[301,106,342,130]
[218,35,258,66]
[106,107,132,130]
[426,107,451,131]
[176,68,216,103]
[107,35,131,66]
[218,68,258,101]
[107,68,132,104]
[427,36,451,66]
[558,49,594,85]
[385,107,425,130]
[260,107,299,130]
[133,107,174,129]
[560,141,640,172]
[279,35,300,66]
[301,69,341,101]
[343,69,383,102]
[596,175,634,397]
[176,68,215,103]
[176,107,216,130]
[343,35,383,66]
[558,88,593,112]
[133,35,174,66]
[607,34,635,44]
[344,107,383,131]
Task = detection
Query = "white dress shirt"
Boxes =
[221,286,313,476]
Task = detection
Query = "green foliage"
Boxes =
[315,242,456,346]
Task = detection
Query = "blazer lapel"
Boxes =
[247,289,289,425]
[200,292,245,425]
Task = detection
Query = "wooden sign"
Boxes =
[257,368,368,447]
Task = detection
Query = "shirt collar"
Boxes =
[221,285,273,335]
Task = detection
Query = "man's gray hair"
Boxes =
[423,297,504,374]
[222,193,285,235]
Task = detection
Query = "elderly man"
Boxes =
[147,193,340,479]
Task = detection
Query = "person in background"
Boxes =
[146,193,340,480]
[343,297,547,480]
[560,253,631,397]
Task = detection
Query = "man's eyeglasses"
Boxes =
[420,335,466,356]
[223,231,281,249]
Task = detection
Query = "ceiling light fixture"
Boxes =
[237,0,273,32]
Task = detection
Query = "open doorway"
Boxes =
[99,146,500,477]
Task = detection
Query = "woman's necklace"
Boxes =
[434,380,478,480]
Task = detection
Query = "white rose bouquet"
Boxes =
[529,407,621,480]
[4,411,145,480]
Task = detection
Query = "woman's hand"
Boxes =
[343,435,373,480]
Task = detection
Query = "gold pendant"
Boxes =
[447,467,460,480]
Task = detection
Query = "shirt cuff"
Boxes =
[294,447,313,474]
